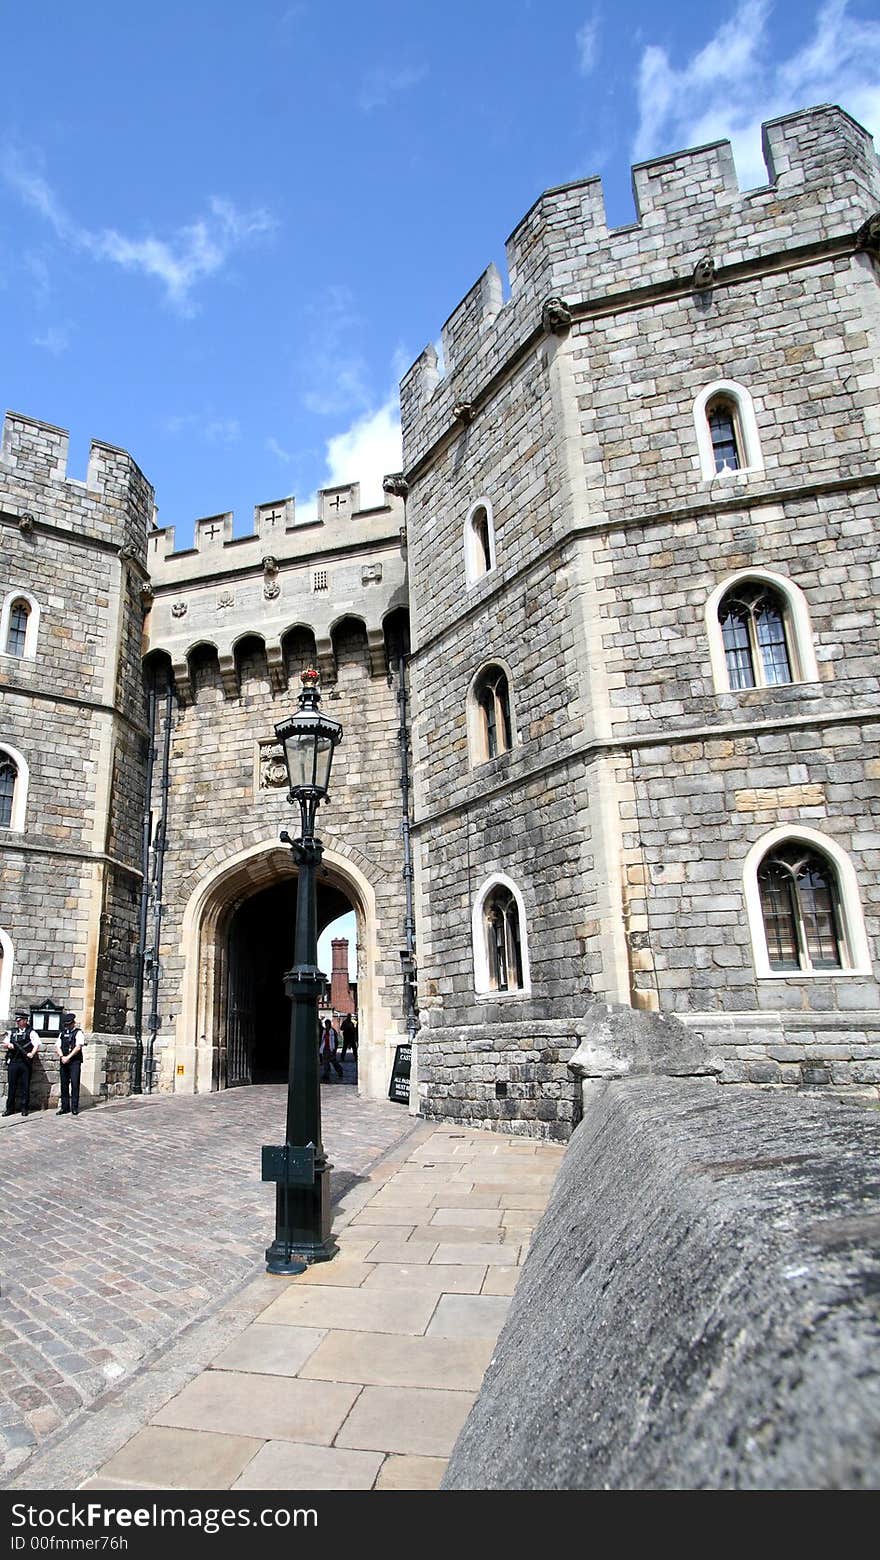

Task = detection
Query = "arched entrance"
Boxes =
[174,840,393,1102]
[225,876,353,1085]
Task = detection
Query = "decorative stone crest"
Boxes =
[171,600,188,619]
[18,511,35,534]
[361,562,383,585]
[692,256,716,290]
[263,580,281,600]
[541,297,572,334]
[217,589,235,611]
[258,740,289,790]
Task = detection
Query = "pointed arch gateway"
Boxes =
[174,839,391,1101]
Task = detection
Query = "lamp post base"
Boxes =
[265,1247,307,1276]
[265,1163,337,1271]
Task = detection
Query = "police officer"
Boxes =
[56,1013,85,1116]
[3,1011,40,1117]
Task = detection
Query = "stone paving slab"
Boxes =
[360,1263,486,1294]
[152,1370,360,1444]
[375,1455,447,1491]
[208,1323,325,1377]
[427,1294,512,1339]
[96,1425,263,1490]
[335,1386,476,1458]
[300,1330,494,1390]
[257,1284,440,1334]
[231,1441,383,1491]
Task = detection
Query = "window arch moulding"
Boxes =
[0,927,13,1021]
[743,825,872,980]
[472,872,532,997]
[0,743,28,834]
[0,589,41,660]
[705,569,819,694]
[693,380,764,483]
[464,499,497,587]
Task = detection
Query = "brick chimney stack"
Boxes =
[330,938,355,1016]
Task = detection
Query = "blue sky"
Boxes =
[2,1,879,550]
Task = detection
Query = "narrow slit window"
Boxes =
[6,602,29,657]
[484,886,524,992]
[0,761,16,829]
[707,400,740,473]
[474,667,512,762]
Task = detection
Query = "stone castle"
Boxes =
[2,104,879,1138]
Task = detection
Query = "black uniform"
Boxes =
[57,1020,85,1115]
[3,1022,39,1116]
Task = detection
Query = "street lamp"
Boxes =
[262,668,343,1275]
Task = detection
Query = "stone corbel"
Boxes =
[366,627,387,679]
[266,643,286,692]
[315,636,337,687]
[171,657,192,704]
[856,211,880,256]
[692,256,716,291]
[218,652,239,699]
[452,401,475,426]
[383,473,409,499]
[541,296,572,334]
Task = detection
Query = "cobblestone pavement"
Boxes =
[0,1078,415,1483]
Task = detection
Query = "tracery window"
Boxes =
[483,885,525,993]
[757,844,845,973]
[718,582,793,690]
[0,759,17,829]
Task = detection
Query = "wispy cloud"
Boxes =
[164,412,241,444]
[0,142,275,313]
[358,63,427,113]
[576,12,601,77]
[33,324,71,355]
[291,392,403,526]
[633,0,880,187]
[298,284,373,418]
[266,435,294,463]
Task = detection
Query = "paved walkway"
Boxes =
[0,1080,415,1484]
[11,1115,564,1492]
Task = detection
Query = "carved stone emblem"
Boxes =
[263,580,281,600]
[692,256,716,290]
[541,296,572,334]
[259,741,289,790]
[140,584,155,608]
[361,562,383,585]
[217,589,235,610]
[262,555,279,574]
[171,600,188,618]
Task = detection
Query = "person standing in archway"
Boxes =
[319,1017,343,1082]
[340,1014,358,1068]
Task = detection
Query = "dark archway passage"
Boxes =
[225,876,353,1085]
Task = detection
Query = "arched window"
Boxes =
[744,827,871,979]
[719,581,792,689]
[6,601,29,656]
[472,874,532,996]
[705,570,818,694]
[465,500,497,585]
[472,665,512,763]
[0,590,40,660]
[693,381,763,481]
[758,844,844,972]
[706,399,740,472]
[0,759,15,829]
[484,885,524,992]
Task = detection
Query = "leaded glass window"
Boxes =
[0,761,16,828]
[757,844,845,973]
[707,400,740,472]
[6,601,28,657]
[475,667,512,761]
[719,583,793,690]
[484,886,524,992]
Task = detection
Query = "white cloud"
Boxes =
[322,395,402,506]
[633,0,880,188]
[0,143,275,313]
[576,13,601,76]
[299,284,372,417]
[33,324,70,354]
[164,412,241,443]
[203,417,241,445]
[358,64,427,113]
[266,435,294,463]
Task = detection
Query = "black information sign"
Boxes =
[388,1044,412,1105]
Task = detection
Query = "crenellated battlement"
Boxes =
[401,104,880,467]
[0,411,155,557]
[148,479,404,586]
